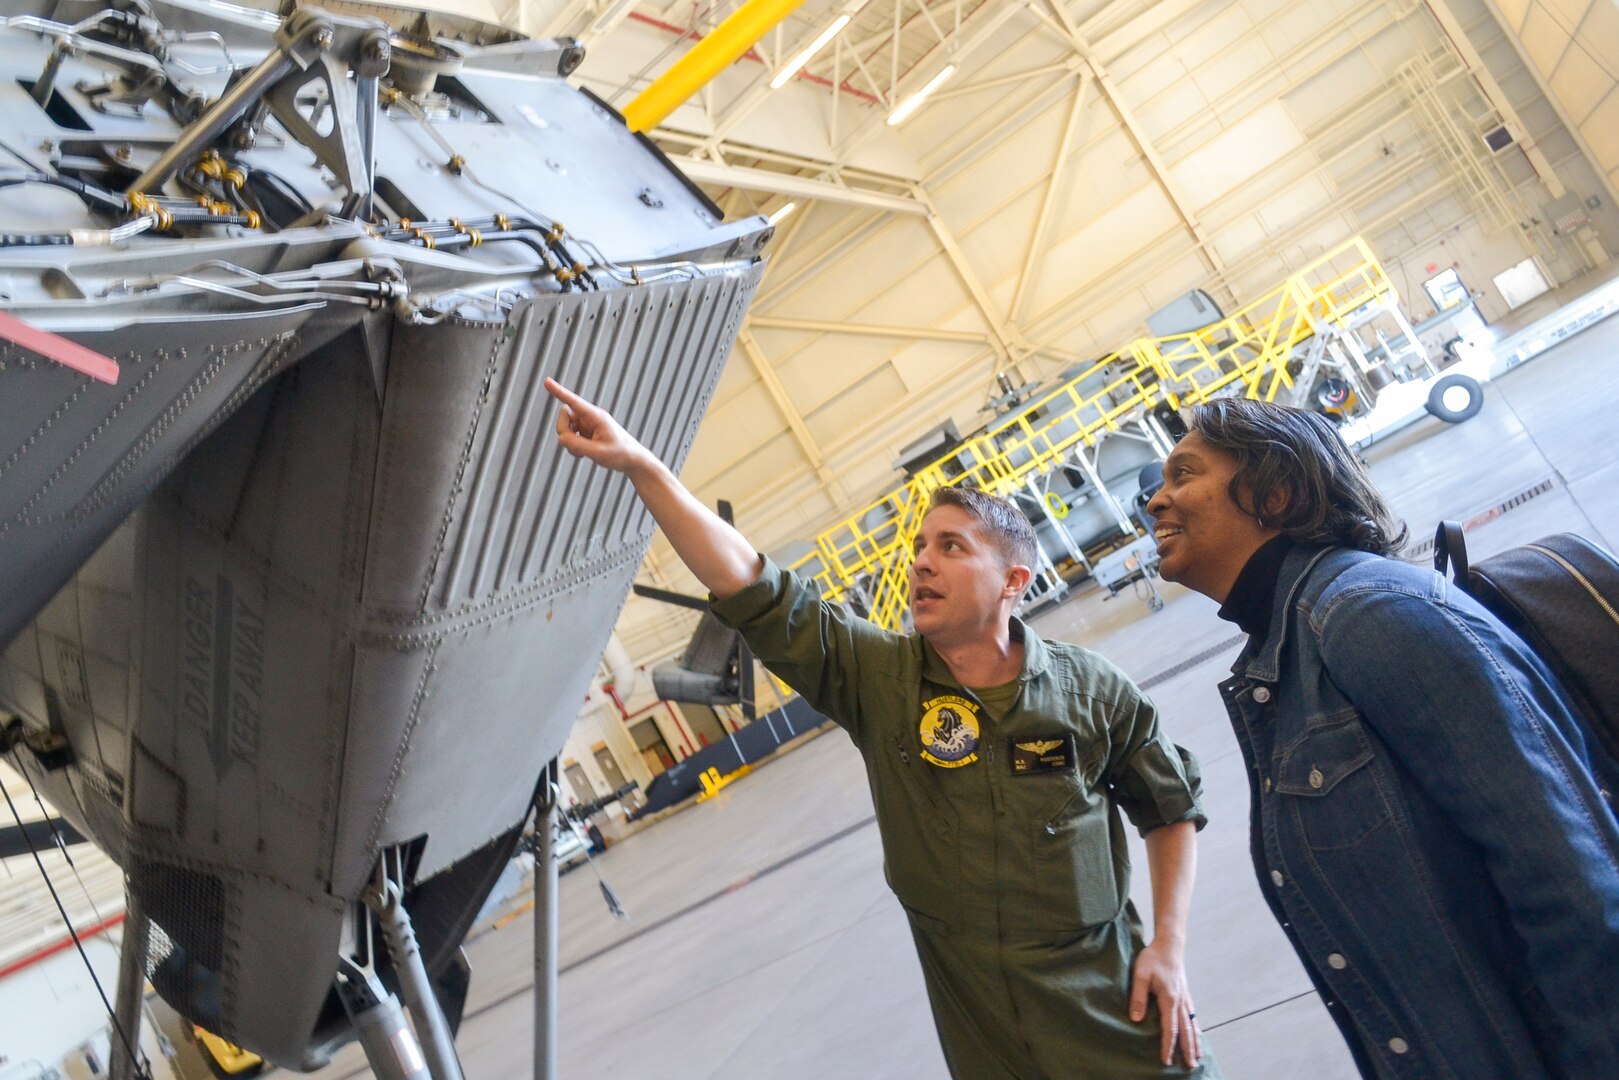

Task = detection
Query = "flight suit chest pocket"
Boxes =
[1014,744,1117,930]
[1274,713,1392,850]
[875,734,960,923]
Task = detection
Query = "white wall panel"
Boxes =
[1135,73,1214,141]
[1027,184,1180,317]
[1170,101,1307,208]
[1520,2,1574,72]
[889,340,991,395]
[681,381,794,488]
[710,347,760,408]
[804,363,910,446]
[1192,34,1281,108]
[1487,0,1619,208]
[1547,34,1614,121]
[1584,91,1619,173]
[587,0,1619,661]
[776,333,902,413]
[1139,251,1216,313]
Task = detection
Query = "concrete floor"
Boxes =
[305,297,1619,1080]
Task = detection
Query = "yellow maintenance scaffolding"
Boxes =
[788,236,1400,631]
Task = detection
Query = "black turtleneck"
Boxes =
[1216,535,1295,640]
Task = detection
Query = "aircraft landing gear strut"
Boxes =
[534,762,560,1080]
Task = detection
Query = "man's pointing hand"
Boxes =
[546,377,652,475]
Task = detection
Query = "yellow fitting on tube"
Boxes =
[622,0,808,133]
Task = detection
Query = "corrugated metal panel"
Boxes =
[442,270,759,604]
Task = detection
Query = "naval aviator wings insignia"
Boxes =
[1008,732,1077,775]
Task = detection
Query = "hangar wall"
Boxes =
[606,0,1619,665]
[1485,0,1619,205]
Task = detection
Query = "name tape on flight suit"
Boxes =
[1007,732,1077,775]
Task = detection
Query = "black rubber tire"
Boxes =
[1425,373,1484,423]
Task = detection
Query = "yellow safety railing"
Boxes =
[789,237,1396,629]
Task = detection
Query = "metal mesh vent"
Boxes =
[132,859,232,1029]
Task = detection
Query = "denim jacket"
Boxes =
[1219,544,1619,1080]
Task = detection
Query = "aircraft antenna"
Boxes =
[3,751,153,1080]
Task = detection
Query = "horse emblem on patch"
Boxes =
[919,694,981,768]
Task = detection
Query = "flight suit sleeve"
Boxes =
[709,555,904,742]
[1104,679,1207,837]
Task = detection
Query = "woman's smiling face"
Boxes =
[1144,432,1280,603]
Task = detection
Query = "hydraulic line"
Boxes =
[364,853,466,1080]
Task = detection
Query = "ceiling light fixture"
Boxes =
[770,14,852,89]
[886,64,956,126]
[767,201,797,224]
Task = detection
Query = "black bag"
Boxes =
[1433,523,1619,765]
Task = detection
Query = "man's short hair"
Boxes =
[927,486,1040,571]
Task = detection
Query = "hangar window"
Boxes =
[1423,268,1469,311]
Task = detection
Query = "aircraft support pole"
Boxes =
[109,889,148,1080]
[534,764,560,1080]
[365,866,465,1080]
[338,957,431,1080]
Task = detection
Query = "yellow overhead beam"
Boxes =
[623,0,808,133]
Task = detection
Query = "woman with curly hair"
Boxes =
[1145,398,1619,1080]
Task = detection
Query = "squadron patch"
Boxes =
[1008,732,1076,775]
[919,695,981,768]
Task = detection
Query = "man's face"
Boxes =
[1143,431,1278,602]
[908,504,1023,640]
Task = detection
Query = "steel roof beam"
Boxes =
[678,156,928,213]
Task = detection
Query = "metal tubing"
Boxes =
[534,770,560,1080]
[368,880,465,1080]
[108,891,148,1080]
[350,991,430,1080]
[355,72,379,221]
[30,45,64,107]
[128,44,295,193]
[622,0,808,132]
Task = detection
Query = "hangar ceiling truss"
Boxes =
[481,0,1616,659]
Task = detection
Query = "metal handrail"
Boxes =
[789,236,1396,629]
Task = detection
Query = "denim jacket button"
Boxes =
[1388,1038,1409,1055]
[1271,870,1285,887]
[1263,777,1273,793]
[1252,686,1272,703]
[1309,768,1325,789]
[1327,953,1347,969]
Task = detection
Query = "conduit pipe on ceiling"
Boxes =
[623,0,809,132]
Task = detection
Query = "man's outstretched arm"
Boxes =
[546,378,761,598]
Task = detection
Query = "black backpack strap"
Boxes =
[1433,521,1470,590]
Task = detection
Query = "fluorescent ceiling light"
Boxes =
[591,0,640,35]
[886,64,956,126]
[770,14,852,90]
[767,201,797,225]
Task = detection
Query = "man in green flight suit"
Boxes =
[547,378,1218,1079]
